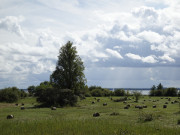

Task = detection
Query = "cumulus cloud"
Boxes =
[1,1,180,88]
[0,16,24,37]
[106,48,123,59]
[126,53,158,63]
[159,54,175,63]
[137,30,164,43]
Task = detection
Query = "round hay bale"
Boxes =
[7,114,14,118]
[93,112,100,117]
[21,106,25,110]
[92,101,95,104]
[163,105,167,108]
[153,105,156,108]
[124,106,129,109]
[51,107,56,110]
[103,103,107,106]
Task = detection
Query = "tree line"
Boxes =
[149,83,180,97]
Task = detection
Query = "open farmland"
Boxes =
[0,96,180,135]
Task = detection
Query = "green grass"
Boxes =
[1,96,180,135]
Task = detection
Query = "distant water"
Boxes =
[106,88,151,95]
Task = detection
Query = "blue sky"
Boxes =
[0,0,180,88]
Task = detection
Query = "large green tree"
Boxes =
[50,41,86,95]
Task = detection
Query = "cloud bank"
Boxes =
[0,0,180,88]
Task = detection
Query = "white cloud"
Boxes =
[125,53,141,60]
[0,16,24,37]
[142,55,158,63]
[126,53,158,63]
[106,48,123,59]
[137,30,164,43]
[159,54,175,63]
[0,1,180,88]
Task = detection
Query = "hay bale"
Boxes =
[93,112,100,117]
[139,106,143,109]
[153,105,156,108]
[7,115,14,119]
[124,106,129,109]
[51,107,56,110]
[123,101,127,104]
[21,106,25,109]
[103,103,107,106]
[163,105,167,108]
[92,101,95,104]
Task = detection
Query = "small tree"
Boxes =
[157,83,163,90]
[50,41,86,95]
[133,91,142,102]
[114,89,125,96]
[27,85,36,96]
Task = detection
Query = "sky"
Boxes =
[0,0,180,89]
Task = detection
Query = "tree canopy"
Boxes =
[50,41,86,95]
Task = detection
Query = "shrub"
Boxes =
[139,112,153,122]
[113,97,127,102]
[84,92,91,97]
[114,89,125,96]
[0,87,20,103]
[110,112,119,116]
[164,87,178,97]
[37,88,78,107]
[102,89,112,96]
[90,89,103,97]
[133,91,142,102]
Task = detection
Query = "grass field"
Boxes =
[0,96,180,135]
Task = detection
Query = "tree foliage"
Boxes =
[50,41,86,95]
[133,91,142,102]
[0,87,27,103]
[149,83,178,96]
[114,89,125,96]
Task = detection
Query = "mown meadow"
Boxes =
[1,96,180,135]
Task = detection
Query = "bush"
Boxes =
[91,89,103,97]
[133,91,142,102]
[0,87,20,103]
[164,87,178,97]
[102,89,112,97]
[37,88,78,107]
[113,97,127,102]
[139,112,153,122]
[84,92,91,97]
[114,89,125,96]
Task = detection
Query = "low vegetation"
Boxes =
[1,96,180,135]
